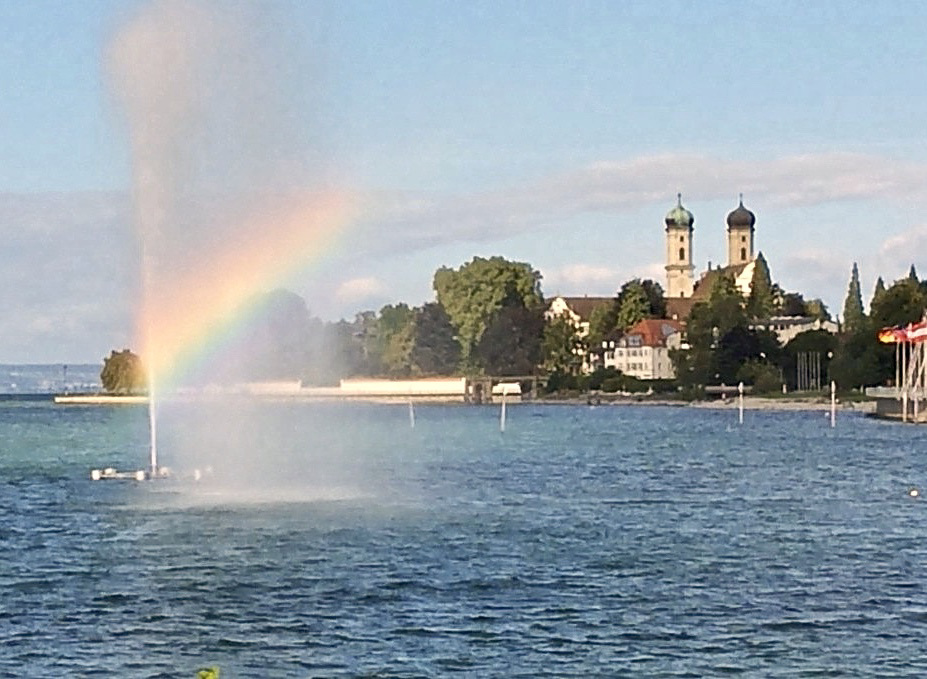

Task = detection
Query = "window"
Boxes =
[740,247,746,260]
[741,235,746,243]
[679,235,684,242]
[679,247,685,261]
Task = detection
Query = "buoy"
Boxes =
[909,488,919,498]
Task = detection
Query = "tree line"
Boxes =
[100,254,927,396]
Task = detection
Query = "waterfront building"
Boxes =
[601,318,683,380]
[545,296,614,338]
[751,315,839,345]
[664,194,760,321]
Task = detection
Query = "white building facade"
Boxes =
[601,319,684,380]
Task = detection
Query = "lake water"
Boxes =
[3,399,927,677]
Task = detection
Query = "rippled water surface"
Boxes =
[4,400,927,677]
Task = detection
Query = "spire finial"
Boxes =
[738,192,744,206]
[677,192,682,206]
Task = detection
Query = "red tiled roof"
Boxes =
[625,318,683,347]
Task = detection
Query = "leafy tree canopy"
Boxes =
[671,274,747,387]
[433,256,543,367]
[779,292,807,317]
[101,349,147,394]
[377,303,416,376]
[410,302,460,375]
[616,279,665,330]
[869,277,927,329]
[586,301,619,349]
[476,305,545,376]
[804,298,831,321]
[686,274,747,350]
[714,326,780,384]
[616,282,650,331]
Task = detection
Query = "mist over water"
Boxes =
[156,397,390,503]
[107,1,352,482]
[107,0,344,376]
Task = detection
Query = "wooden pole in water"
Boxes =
[830,380,836,428]
[738,381,744,425]
[500,389,507,432]
[408,398,415,429]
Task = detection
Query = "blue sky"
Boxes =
[3,0,927,362]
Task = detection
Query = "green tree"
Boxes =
[780,329,837,391]
[828,275,926,390]
[377,303,415,375]
[872,276,887,308]
[829,317,883,389]
[779,292,806,316]
[352,311,380,375]
[736,359,782,393]
[239,289,313,381]
[638,279,667,318]
[378,303,414,350]
[842,262,866,332]
[714,326,780,384]
[870,277,927,329]
[745,252,775,319]
[542,313,586,375]
[410,303,460,375]
[687,274,747,348]
[615,280,649,331]
[615,278,666,331]
[476,306,545,376]
[100,349,147,394]
[586,300,619,349]
[672,274,747,386]
[804,298,830,321]
[381,323,414,376]
[433,256,543,368]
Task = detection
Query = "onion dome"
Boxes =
[665,193,694,228]
[727,194,755,229]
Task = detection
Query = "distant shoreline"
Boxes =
[46,391,876,414]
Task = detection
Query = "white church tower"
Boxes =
[726,194,755,266]
[664,193,695,298]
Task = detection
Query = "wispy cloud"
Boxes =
[335,276,385,303]
[351,151,927,258]
[546,264,619,291]
[872,224,927,284]
[878,225,927,262]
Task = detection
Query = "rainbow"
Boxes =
[137,191,355,390]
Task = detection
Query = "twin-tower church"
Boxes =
[664,193,757,301]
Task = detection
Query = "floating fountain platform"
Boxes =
[90,466,171,481]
